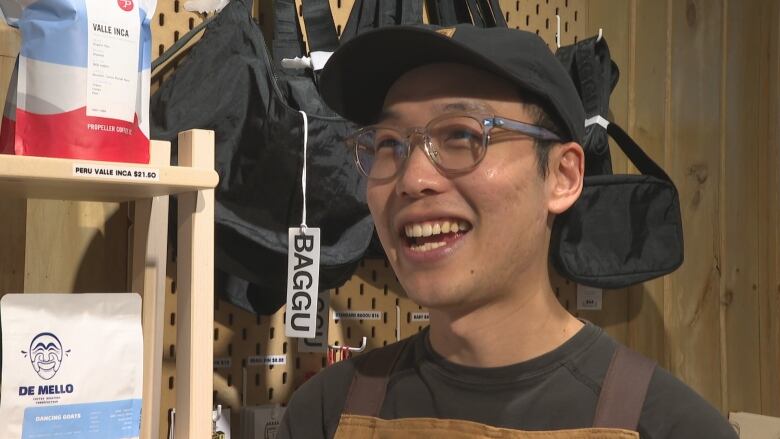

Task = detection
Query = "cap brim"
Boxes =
[320,26,522,125]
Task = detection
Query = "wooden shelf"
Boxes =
[0,140,218,202]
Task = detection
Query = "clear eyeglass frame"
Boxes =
[345,112,563,180]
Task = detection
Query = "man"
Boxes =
[278,24,737,438]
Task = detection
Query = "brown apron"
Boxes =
[334,340,655,439]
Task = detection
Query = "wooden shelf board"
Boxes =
[0,148,218,202]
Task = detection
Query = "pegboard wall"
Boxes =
[151,1,590,437]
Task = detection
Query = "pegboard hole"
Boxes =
[359,284,364,295]
[335,288,340,295]
[371,270,377,282]
[574,10,578,21]
[371,298,376,309]
[174,0,179,12]
[255,343,261,355]
[383,312,388,324]
[296,357,301,369]
[168,376,174,390]
[347,327,352,339]
[189,17,194,30]
[371,326,376,337]
[283,372,288,384]
[270,327,275,339]
[158,13,164,26]
[255,373,260,386]
[407,312,411,323]
[174,30,180,42]
[283,342,288,354]
[337,0,341,7]
[169,345,175,358]
[347,298,352,309]
[535,4,539,14]
[298,4,302,16]
[526,15,530,26]
[269,388,274,400]
[170,312,175,326]
[545,18,549,29]
[227,374,232,387]
[214,328,219,340]
[384,285,388,296]
[505,11,509,22]
[515,1,519,11]
[158,44,165,57]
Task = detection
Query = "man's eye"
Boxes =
[376,137,403,149]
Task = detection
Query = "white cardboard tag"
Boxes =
[297,290,330,353]
[577,284,603,310]
[285,227,320,338]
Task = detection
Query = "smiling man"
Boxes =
[277,24,737,439]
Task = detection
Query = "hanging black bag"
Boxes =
[550,36,684,289]
[151,0,373,315]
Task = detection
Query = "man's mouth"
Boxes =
[401,218,472,252]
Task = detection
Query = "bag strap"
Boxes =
[592,344,656,430]
[342,339,409,417]
[272,0,306,63]
[302,0,340,52]
[606,122,672,182]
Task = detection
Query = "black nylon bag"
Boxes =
[551,37,684,289]
[150,0,373,314]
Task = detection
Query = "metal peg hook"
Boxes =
[555,15,561,48]
[597,28,603,42]
[328,336,368,353]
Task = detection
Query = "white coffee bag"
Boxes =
[0,293,143,439]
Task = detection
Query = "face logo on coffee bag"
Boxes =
[21,332,70,381]
[117,0,134,11]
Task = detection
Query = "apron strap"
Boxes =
[342,339,409,417]
[592,344,656,430]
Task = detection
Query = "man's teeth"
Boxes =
[410,241,447,252]
[404,220,471,238]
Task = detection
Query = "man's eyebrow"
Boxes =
[438,101,495,113]
[375,109,401,124]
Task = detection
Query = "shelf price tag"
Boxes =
[73,163,159,181]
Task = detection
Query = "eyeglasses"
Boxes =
[345,112,563,180]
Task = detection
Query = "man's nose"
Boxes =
[395,136,449,198]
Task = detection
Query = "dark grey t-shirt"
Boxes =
[278,322,737,439]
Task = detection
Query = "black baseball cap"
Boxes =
[319,24,586,144]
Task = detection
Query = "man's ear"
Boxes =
[547,142,584,214]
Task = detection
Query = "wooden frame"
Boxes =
[0,129,217,439]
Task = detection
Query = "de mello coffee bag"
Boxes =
[0,0,156,163]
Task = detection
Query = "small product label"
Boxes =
[285,227,321,338]
[410,312,430,322]
[297,291,330,353]
[332,311,382,321]
[85,0,141,122]
[246,355,286,366]
[213,358,231,369]
[73,163,159,181]
[577,284,603,310]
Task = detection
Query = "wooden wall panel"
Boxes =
[626,0,668,368]
[757,0,780,418]
[665,0,724,409]
[722,0,762,414]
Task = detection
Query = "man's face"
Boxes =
[367,63,559,315]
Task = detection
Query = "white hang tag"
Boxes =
[577,284,603,310]
[298,290,330,353]
[285,227,321,338]
[310,51,334,71]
